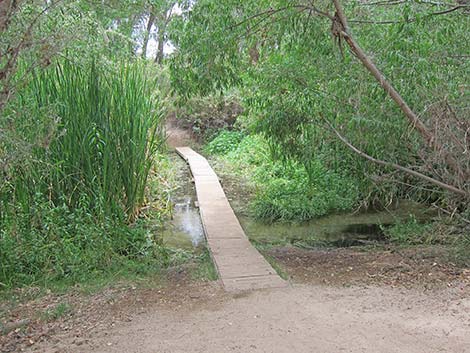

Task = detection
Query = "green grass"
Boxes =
[190,249,219,281]
[21,60,164,221]
[207,131,359,222]
[0,60,168,289]
[383,216,470,267]
[383,216,435,245]
[41,302,73,322]
[255,247,289,280]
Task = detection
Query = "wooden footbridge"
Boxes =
[176,147,287,292]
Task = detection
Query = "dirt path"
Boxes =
[3,246,469,353]
[166,121,195,149]
[23,282,469,353]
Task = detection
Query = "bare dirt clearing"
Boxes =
[20,284,470,353]
[267,245,470,288]
[165,120,197,149]
[2,248,469,353]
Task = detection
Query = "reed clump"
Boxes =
[0,60,166,288]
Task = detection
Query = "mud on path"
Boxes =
[2,250,469,353]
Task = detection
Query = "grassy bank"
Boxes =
[205,130,470,266]
[205,131,359,222]
[0,61,173,290]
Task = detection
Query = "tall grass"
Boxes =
[18,60,164,221]
[0,60,166,287]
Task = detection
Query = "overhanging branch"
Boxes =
[325,119,470,198]
[330,0,467,181]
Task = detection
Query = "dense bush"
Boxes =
[0,60,166,288]
[204,130,245,155]
[0,198,163,287]
[169,93,243,140]
[208,132,359,222]
[252,164,359,222]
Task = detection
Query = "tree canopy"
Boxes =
[171,0,470,206]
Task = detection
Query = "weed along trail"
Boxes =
[176,146,287,291]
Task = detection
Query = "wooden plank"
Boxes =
[223,274,288,292]
[175,147,288,292]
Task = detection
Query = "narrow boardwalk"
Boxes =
[176,147,287,292]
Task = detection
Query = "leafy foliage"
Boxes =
[0,199,163,287]
[0,59,168,288]
[209,132,359,222]
[204,130,245,154]
[171,0,470,209]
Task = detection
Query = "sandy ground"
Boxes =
[23,282,469,353]
[2,245,469,353]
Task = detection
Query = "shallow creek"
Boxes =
[237,201,431,247]
[162,153,432,249]
[161,154,205,250]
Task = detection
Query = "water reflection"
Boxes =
[237,201,432,247]
[161,155,205,249]
[174,196,205,247]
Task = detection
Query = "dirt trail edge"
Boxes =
[176,146,287,292]
[23,283,468,353]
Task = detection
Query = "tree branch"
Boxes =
[325,119,469,198]
[231,4,333,31]
[350,4,470,25]
[330,0,466,182]
[361,0,462,7]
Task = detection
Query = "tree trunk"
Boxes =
[154,3,176,65]
[330,0,466,181]
[155,25,165,64]
[141,12,156,59]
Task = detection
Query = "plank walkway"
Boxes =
[176,147,288,292]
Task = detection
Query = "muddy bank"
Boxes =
[265,246,470,289]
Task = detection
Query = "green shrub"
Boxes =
[252,163,358,222]
[0,195,164,287]
[209,133,359,222]
[0,60,167,288]
[204,130,245,155]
